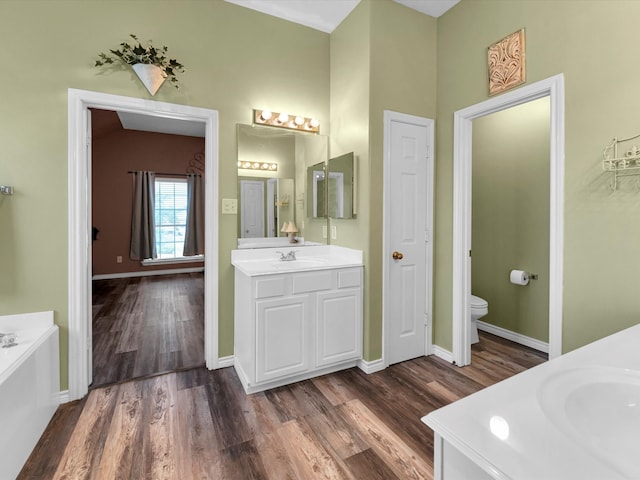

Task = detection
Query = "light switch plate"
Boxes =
[331,225,337,240]
[222,198,237,214]
[322,225,327,238]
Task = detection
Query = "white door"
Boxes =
[240,180,264,238]
[384,111,434,366]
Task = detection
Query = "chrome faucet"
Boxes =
[276,250,297,261]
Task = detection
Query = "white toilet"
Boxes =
[470,295,489,344]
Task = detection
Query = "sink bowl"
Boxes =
[538,366,640,477]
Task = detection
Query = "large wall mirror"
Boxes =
[237,124,328,246]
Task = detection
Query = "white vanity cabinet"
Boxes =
[233,265,363,394]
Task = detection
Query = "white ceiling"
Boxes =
[117,111,205,137]
[224,0,460,33]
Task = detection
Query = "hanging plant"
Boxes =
[95,34,185,94]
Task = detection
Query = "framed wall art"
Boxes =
[488,29,525,96]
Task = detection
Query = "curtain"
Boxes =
[183,173,205,256]
[130,171,157,260]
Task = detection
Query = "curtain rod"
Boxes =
[127,171,201,177]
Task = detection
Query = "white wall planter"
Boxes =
[132,63,167,96]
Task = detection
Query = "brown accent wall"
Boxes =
[91,109,205,276]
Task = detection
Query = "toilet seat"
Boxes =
[471,295,488,309]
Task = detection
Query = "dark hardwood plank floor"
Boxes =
[19,332,547,479]
[91,273,204,388]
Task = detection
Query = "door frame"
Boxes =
[452,74,565,366]
[382,110,435,367]
[68,88,219,401]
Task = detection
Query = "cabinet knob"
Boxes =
[392,251,404,260]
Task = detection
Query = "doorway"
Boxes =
[471,97,551,356]
[68,89,219,401]
[90,108,206,387]
[452,74,565,367]
[382,111,434,366]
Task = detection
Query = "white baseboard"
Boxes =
[432,345,454,363]
[58,389,70,404]
[217,355,234,368]
[92,267,204,280]
[357,357,386,374]
[477,320,549,353]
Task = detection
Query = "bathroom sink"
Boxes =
[538,366,640,477]
[270,258,328,270]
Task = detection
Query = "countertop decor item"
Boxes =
[94,34,185,95]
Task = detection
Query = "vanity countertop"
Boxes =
[422,323,640,480]
[231,245,363,276]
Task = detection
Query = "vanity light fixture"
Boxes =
[253,109,320,134]
[237,161,277,171]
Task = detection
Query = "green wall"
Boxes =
[472,97,550,342]
[436,0,640,353]
[329,0,437,361]
[329,1,373,357]
[5,0,634,392]
[0,0,329,390]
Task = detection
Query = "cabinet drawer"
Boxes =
[292,271,333,294]
[338,268,362,289]
[255,277,286,299]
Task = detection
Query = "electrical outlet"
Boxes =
[116,256,123,264]
[322,225,327,238]
[331,225,337,240]
[222,198,238,214]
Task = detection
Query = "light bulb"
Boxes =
[260,110,272,121]
[309,118,319,128]
[252,162,260,169]
[278,112,289,123]
[294,116,304,126]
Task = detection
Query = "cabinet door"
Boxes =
[256,295,311,383]
[316,288,362,367]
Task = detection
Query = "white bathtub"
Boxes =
[0,311,60,480]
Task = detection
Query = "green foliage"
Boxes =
[95,34,185,88]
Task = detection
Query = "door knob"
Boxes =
[392,251,404,260]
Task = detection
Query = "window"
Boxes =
[154,178,188,259]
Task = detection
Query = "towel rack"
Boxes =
[603,133,640,190]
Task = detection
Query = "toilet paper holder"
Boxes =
[510,270,538,286]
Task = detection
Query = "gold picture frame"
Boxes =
[488,29,526,96]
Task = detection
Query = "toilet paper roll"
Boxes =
[510,270,530,286]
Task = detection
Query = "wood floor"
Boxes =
[91,273,204,388]
[19,332,546,479]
